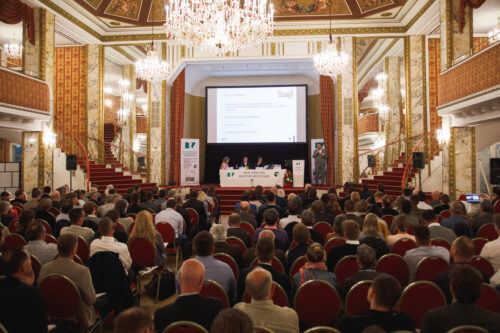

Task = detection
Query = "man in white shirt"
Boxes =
[60,208,95,245]
[279,201,301,229]
[479,215,500,271]
[155,199,191,260]
[416,191,433,210]
[90,217,132,274]
[24,222,57,265]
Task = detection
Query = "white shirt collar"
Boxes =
[428,222,440,227]
[346,240,360,245]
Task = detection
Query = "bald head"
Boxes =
[246,267,273,301]
[240,201,250,211]
[431,191,440,201]
[258,229,275,241]
[179,259,205,294]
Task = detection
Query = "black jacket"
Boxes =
[327,243,359,272]
[182,199,208,230]
[237,263,290,301]
[338,309,415,333]
[227,227,251,248]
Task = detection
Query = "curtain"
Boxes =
[169,69,185,185]
[460,0,486,32]
[0,0,35,45]
[319,75,336,185]
[136,78,147,94]
[0,139,10,162]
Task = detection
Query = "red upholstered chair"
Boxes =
[375,254,410,287]
[472,238,489,255]
[436,215,444,223]
[128,222,136,234]
[446,325,489,333]
[48,207,59,217]
[251,256,285,274]
[495,200,500,214]
[39,274,101,332]
[243,281,289,307]
[289,255,307,285]
[205,201,213,214]
[200,280,230,308]
[30,254,42,284]
[44,234,57,244]
[313,222,333,244]
[163,321,209,333]
[226,236,247,256]
[294,280,342,328]
[76,236,90,264]
[239,222,254,245]
[344,280,372,316]
[157,222,181,271]
[303,327,341,333]
[126,213,137,220]
[415,256,450,282]
[12,202,24,211]
[36,219,52,235]
[430,238,451,251]
[115,223,125,231]
[398,281,446,328]
[185,208,199,230]
[439,210,451,218]
[470,256,495,278]
[8,219,18,234]
[128,237,161,303]
[390,238,417,257]
[325,237,345,257]
[2,233,26,251]
[458,194,467,201]
[476,283,500,314]
[333,255,359,291]
[382,215,394,230]
[213,253,239,280]
[476,224,498,241]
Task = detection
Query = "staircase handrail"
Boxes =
[400,131,431,191]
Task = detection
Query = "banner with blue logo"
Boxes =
[180,138,199,186]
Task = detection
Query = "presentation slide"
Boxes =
[207,86,307,143]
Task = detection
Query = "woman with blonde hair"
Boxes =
[292,242,338,291]
[359,213,387,259]
[128,210,166,267]
[350,191,360,203]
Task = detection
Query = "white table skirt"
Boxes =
[220,169,285,187]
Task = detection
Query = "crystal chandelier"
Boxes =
[313,5,349,78]
[164,0,275,55]
[3,34,23,59]
[373,72,390,123]
[117,79,134,126]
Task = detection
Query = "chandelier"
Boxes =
[164,0,275,54]
[373,72,390,123]
[313,5,349,78]
[135,42,169,82]
[3,34,23,60]
[117,79,134,126]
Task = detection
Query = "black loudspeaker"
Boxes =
[66,155,77,171]
[138,156,146,167]
[412,152,425,169]
[367,155,376,168]
[491,158,500,185]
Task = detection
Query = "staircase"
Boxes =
[76,124,156,194]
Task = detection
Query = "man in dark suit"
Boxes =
[327,220,360,271]
[0,248,48,333]
[441,201,473,237]
[422,265,500,333]
[310,200,334,225]
[344,244,381,293]
[237,237,290,301]
[239,156,252,169]
[182,190,209,231]
[226,213,251,248]
[154,259,224,332]
[338,274,415,333]
[254,156,264,169]
[239,201,257,228]
[210,224,243,268]
[434,236,489,303]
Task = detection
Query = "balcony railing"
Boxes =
[358,112,379,135]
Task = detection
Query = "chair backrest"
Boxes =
[30,254,42,284]
[415,256,450,282]
[458,194,467,201]
[8,218,18,234]
[470,256,495,278]
[303,327,341,333]
[12,202,24,211]
[476,224,498,241]
[44,234,57,244]
[436,215,444,223]
[289,255,307,284]
[293,280,341,328]
[226,236,247,256]
[381,215,394,229]
[185,208,199,227]
[36,219,52,235]
[476,283,500,314]
[205,201,213,213]
[390,238,417,257]
[333,255,359,291]
[313,222,333,244]
[439,210,451,218]
[200,279,230,308]
[213,253,239,280]
[163,321,209,333]
[115,223,125,231]
[398,281,446,328]
[375,254,410,286]
[344,280,372,316]
[446,325,489,333]
[48,207,59,217]
[430,238,451,251]
[76,235,90,263]
[239,222,254,244]
[128,237,155,267]
[156,222,176,243]
[126,213,137,220]
[39,274,81,318]
[324,237,345,257]
[2,233,26,251]
[472,238,489,255]
[243,281,289,307]
[251,256,285,274]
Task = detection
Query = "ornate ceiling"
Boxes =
[72,0,408,26]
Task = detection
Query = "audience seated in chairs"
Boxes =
[239,201,258,229]
[183,190,210,231]
[386,215,416,248]
[471,200,494,235]
[254,208,289,250]
[421,265,500,333]
[441,201,473,237]
[139,191,156,212]
[82,202,100,232]
[38,233,98,330]
[24,222,58,265]
[59,207,95,245]
[434,194,450,215]
[211,308,254,333]
[238,236,290,301]
[326,214,347,240]
[0,201,14,228]
[343,200,363,227]
[154,259,224,333]
[292,242,338,292]
[113,307,154,333]
[479,214,500,271]
[338,274,415,333]
[422,209,457,244]
[404,225,450,282]
[279,198,302,230]
[10,188,27,206]
[55,199,73,234]
[310,200,334,225]
[155,199,191,260]
[381,195,398,216]
[243,229,286,269]
[434,236,490,303]
[300,210,324,244]
[24,188,41,211]
[35,198,56,232]
[226,213,251,248]
[0,248,48,333]
[344,244,381,294]
[15,209,35,237]
[104,209,129,244]
[359,213,387,259]
[287,223,311,271]
[326,220,361,272]
[98,193,120,218]
[211,224,243,268]
[256,192,282,225]
[235,267,299,333]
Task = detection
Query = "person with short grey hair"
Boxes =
[0,200,13,227]
[235,267,299,333]
[442,201,472,237]
[210,224,242,267]
[344,244,381,293]
[471,200,494,235]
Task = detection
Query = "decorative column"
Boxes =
[161,43,168,184]
[352,37,360,183]
[383,56,402,169]
[122,64,136,171]
[86,45,104,162]
[440,0,473,69]
[147,79,163,184]
[23,8,40,77]
[22,132,40,192]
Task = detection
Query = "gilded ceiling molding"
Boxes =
[449,127,456,200]
[358,38,399,85]
[146,81,151,183]
[38,132,44,189]
[111,46,136,63]
[336,73,342,185]
[471,127,476,193]
[161,42,167,184]
[352,37,360,184]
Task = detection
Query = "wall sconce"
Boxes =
[42,126,56,147]
[437,127,450,146]
[105,99,113,108]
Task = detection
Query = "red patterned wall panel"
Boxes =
[0,67,49,112]
[358,113,379,135]
[136,116,147,133]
